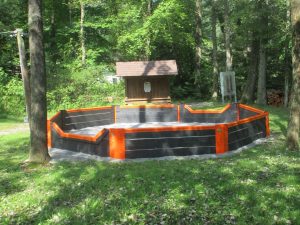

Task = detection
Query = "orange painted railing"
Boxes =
[48,103,270,159]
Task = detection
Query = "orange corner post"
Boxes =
[47,120,52,148]
[109,128,126,160]
[265,112,270,137]
[215,124,228,154]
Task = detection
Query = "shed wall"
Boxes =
[126,76,170,102]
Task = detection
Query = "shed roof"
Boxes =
[116,60,178,77]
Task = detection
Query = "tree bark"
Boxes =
[50,0,57,65]
[256,0,268,105]
[284,0,291,108]
[80,1,86,66]
[194,0,202,85]
[224,0,232,71]
[211,0,218,99]
[68,0,72,25]
[256,38,267,105]
[241,38,259,103]
[286,0,300,151]
[28,0,50,163]
[16,29,31,124]
[145,0,152,60]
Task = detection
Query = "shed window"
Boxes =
[144,82,151,93]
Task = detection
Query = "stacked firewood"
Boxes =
[267,89,284,106]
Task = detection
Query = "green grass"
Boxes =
[0,116,24,131]
[0,105,300,224]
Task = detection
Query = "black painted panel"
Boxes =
[239,107,259,119]
[182,104,238,123]
[228,118,267,151]
[228,132,265,151]
[51,128,109,157]
[126,129,215,139]
[125,128,216,158]
[64,111,112,124]
[126,135,216,150]
[116,107,177,123]
[228,118,266,135]
[62,109,114,130]
[126,146,216,159]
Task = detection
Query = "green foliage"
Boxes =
[0,105,299,224]
[47,66,124,112]
[1,77,25,116]
[0,0,294,113]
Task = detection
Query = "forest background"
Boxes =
[0,0,291,116]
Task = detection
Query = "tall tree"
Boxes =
[211,0,219,99]
[256,39,267,104]
[80,1,86,66]
[256,0,268,105]
[286,0,300,151]
[284,0,291,107]
[28,0,51,162]
[194,0,202,86]
[223,0,232,71]
[241,37,259,103]
[145,0,152,60]
[49,0,58,65]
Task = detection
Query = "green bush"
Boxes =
[47,66,125,112]
[0,65,125,116]
[1,78,25,116]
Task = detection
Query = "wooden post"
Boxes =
[16,29,31,124]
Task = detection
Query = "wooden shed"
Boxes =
[116,60,178,104]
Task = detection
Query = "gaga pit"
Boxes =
[47,104,270,160]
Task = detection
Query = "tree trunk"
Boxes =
[16,29,31,124]
[286,0,300,151]
[80,1,86,66]
[28,0,50,163]
[211,0,219,99]
[256,0,268,105]
[145,0,152,60]
[50,0,57,65]
[241,38,259,103]
[194,0,202,85]
[224,0,232,71]
[256,38,267,105]
[284,74,289,107]
[284,0,291,108]
[68,0,72,25]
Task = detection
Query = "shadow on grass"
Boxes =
[1,105,299,224]
[14,142,300,225]
[0,135,29,198]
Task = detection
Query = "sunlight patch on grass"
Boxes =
[0,105,300,224]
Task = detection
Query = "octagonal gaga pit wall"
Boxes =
[48,103,270,160]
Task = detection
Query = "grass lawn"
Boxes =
[0,117,24,131]
[0,105,300,224]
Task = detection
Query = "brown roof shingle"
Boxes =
[116,60,178,77]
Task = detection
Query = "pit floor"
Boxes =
[66,122,216,136]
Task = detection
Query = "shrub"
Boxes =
[1,78,25,116]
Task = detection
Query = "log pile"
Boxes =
[267,89,284,106]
